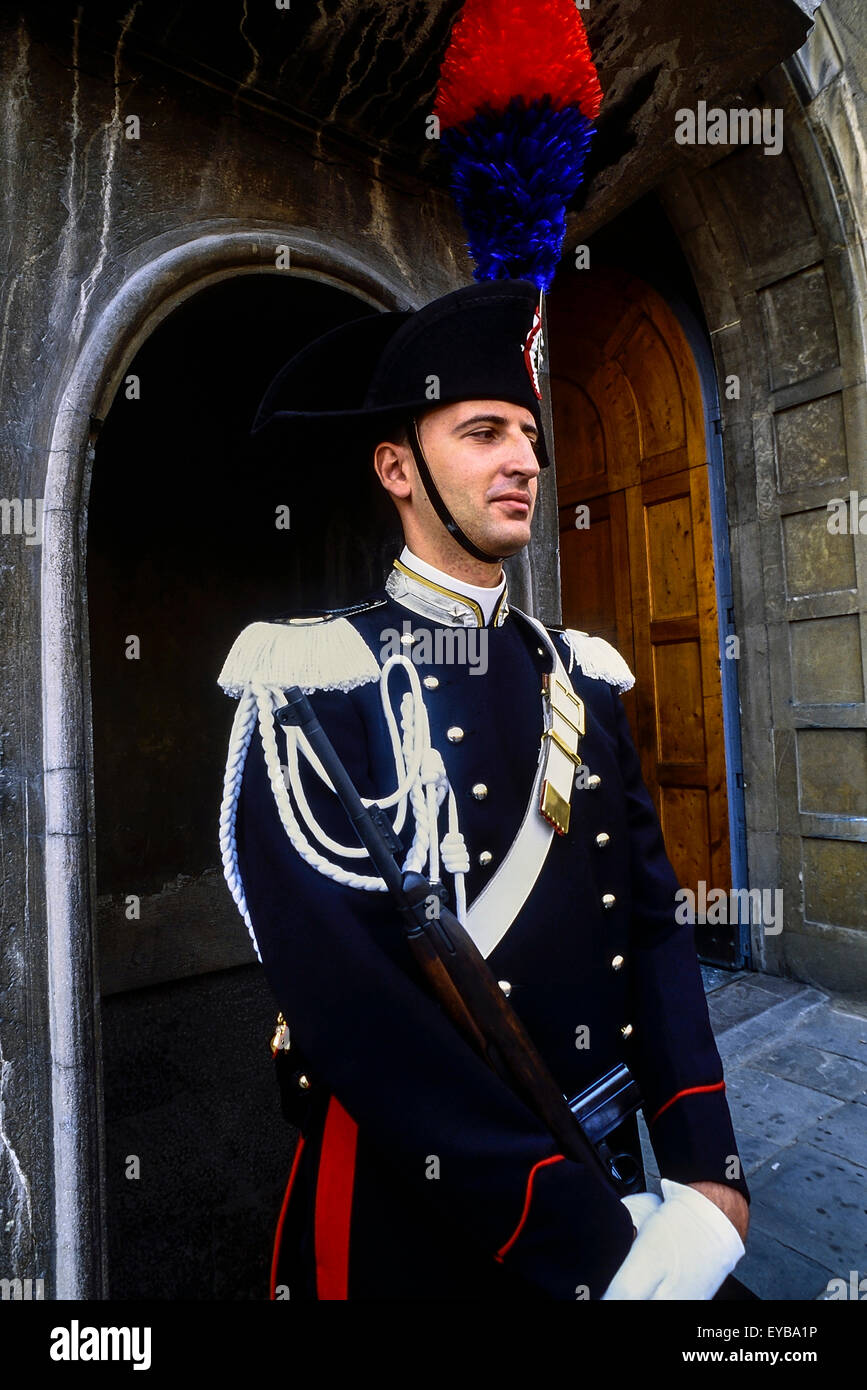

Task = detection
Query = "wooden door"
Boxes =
[548,267,731,917]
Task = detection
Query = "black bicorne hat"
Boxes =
[251,279,550,469]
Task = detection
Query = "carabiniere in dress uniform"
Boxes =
[216,278,751,1302]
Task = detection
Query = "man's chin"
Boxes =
[489,520,533,557]
[447,512,533,560]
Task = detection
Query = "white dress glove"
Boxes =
[602,1178,745,1301]
[621,1190,663,1229]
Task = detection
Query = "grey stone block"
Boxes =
[714,988,827,1065]
[724,1067,844,1148]
[747,1141,867,1271]
[787,1007,867,1064]
[805,1104,867,1168]
[746,1039,867,1101]
[737,1228,835,1301]
[733,1126,792,1179]
[701,965,746,994]
[708,980,798,1031]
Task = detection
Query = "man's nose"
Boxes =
[505,430,542,476]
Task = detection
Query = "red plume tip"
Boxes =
[434,0,603,129]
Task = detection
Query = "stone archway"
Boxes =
[40,226,413,1298]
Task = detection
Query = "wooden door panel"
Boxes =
[549,375,606,492]
[660,786,712,889]
[617,315,687,459]
[560,505,615,638]
[653,639,707,767]
[645,492,699,620]
[550,266,733,944]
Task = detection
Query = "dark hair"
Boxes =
[368,415,410,459]
[380,416,410,448]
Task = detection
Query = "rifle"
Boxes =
[275,686,642,1192]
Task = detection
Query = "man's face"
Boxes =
[412,399,541,557]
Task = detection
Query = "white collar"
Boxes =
[398,546,507,626]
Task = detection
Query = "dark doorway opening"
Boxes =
[87,272,394,1297]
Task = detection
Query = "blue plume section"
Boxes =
[440,96,595,292]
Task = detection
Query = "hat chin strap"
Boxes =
[408,417,506,565]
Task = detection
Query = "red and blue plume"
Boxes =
[434,0,603,292]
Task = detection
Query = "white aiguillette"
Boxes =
[539,671,586,835]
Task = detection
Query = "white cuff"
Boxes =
[659,1178,745,1265]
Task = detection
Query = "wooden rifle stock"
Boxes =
[276,686,614,1188]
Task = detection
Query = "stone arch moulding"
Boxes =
[41,226,417,1300]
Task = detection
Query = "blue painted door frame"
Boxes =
[666,297,751,969]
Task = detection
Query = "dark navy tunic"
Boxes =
[232,577,748,1301]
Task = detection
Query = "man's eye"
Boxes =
[468,428,496,440]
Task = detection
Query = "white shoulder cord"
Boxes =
[278,657,468,892]
[219,686,263,961]
[281,654,427,859]
[219,659,470,961]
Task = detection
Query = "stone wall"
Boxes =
[660,1,867,996]
[0,10,459,1298]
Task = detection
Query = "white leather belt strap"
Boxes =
[464,612,582,959]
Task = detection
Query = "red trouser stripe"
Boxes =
[495,1153,565,1262]
[650,1080,726,1126]
[270,1136,306,1300]
[314,1097,359,1300]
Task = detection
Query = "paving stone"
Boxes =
[746,974,811,1000]
[804,1104,867,1168]
[732,1125,788,1178]
[716,991,827,1066]
[746,1039,867,1101]
[701,965,746,994]
[787,1008,867,1064]
[747,1141,867,1272]
[725,1067,844,1148]
[708,981,793,1031]
[736,1229,835,1301]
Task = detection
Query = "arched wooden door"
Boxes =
[548,266,732,933]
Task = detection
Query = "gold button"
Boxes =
[611,954,625,971]
[400,632,415,645]
[602,893,616,909]
[537,646,545,656]
[620,1024,634,1040]
[588,774,602,790]
[498,980,512,997]
[596,832,610,848]
[447,726,464,743]
[471,783,488,800]
[479,850,493,866]
[423,675,439,690]
[298,1074,311,1090]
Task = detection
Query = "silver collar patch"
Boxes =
[385,559,509,629]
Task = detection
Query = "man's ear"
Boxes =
[374,437,413,500]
